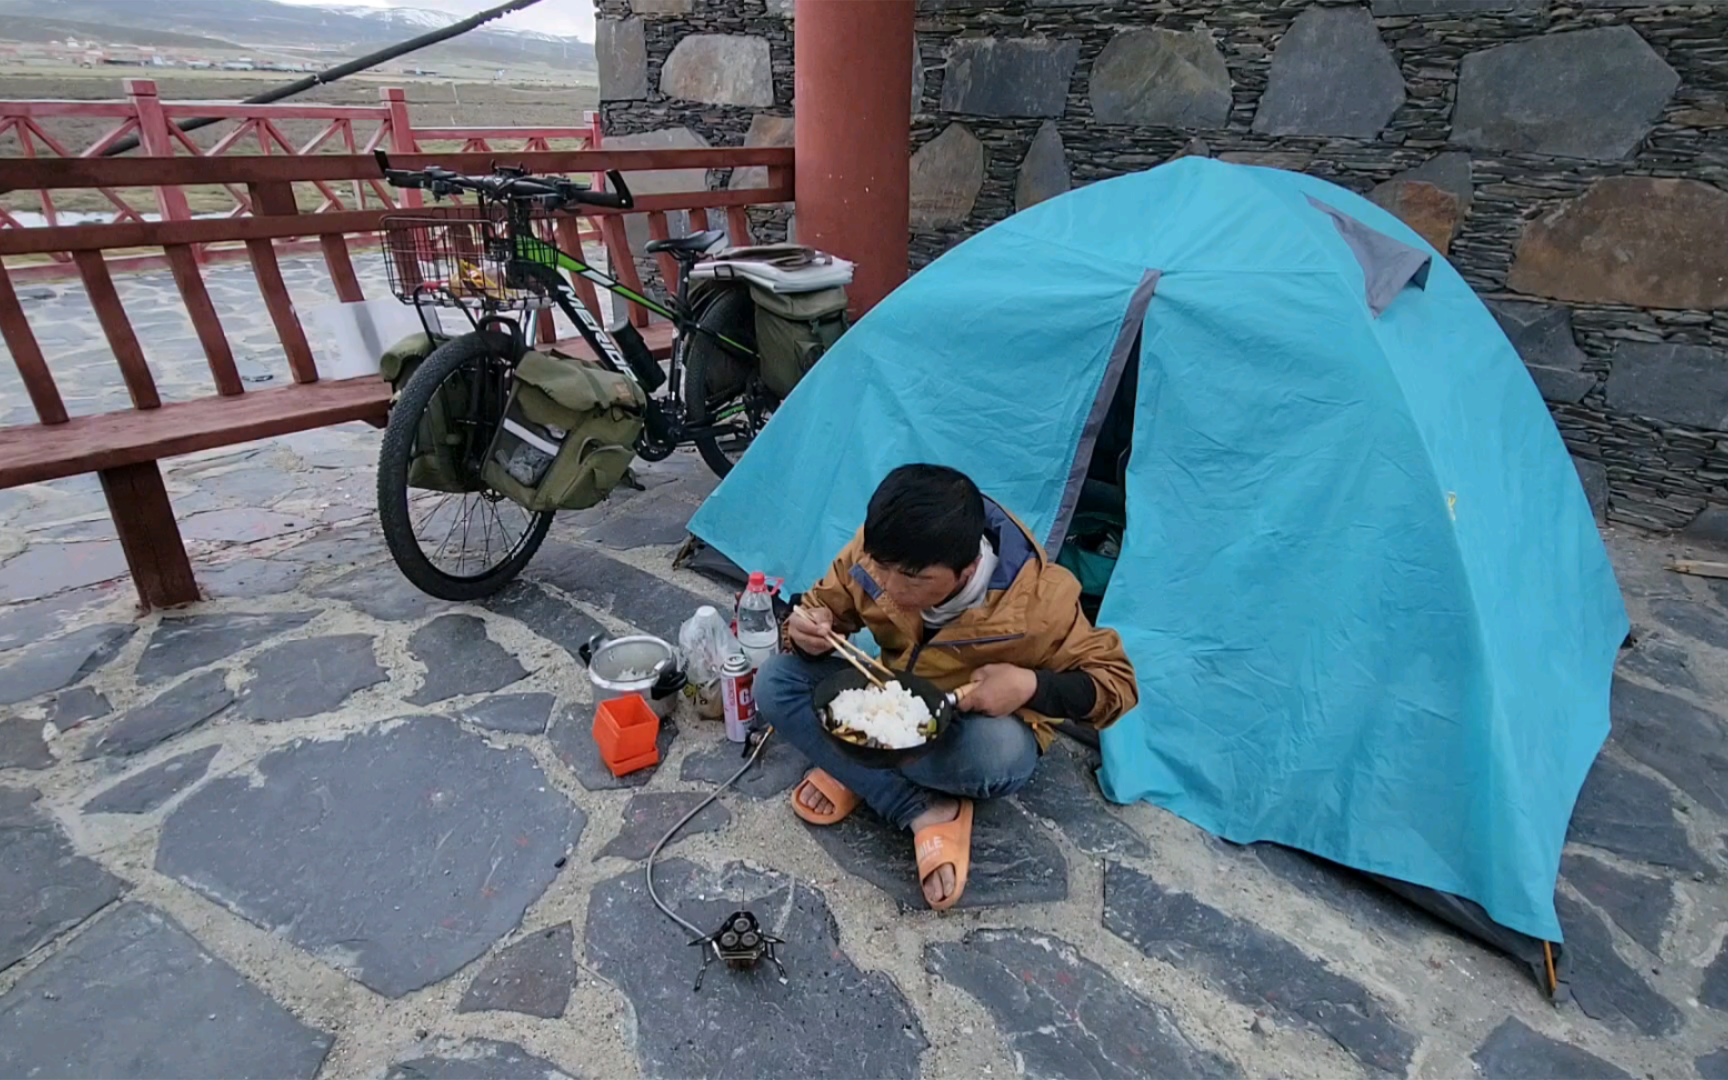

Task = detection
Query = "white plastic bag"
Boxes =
[679,605,740,687]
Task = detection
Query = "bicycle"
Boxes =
[370,150,788,601]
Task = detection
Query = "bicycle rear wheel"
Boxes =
[682,286,769,478]
[377,330,553,600]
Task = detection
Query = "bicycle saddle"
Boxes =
[645,229,727,257]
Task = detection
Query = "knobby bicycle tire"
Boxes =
[682,286,765,478]
[377,331,554,601]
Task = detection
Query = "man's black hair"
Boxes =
[863,464,986,574]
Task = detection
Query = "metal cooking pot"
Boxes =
[578,633,688,720]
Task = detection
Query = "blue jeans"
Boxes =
[756,651,1040,829]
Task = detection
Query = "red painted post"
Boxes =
[794,0,912,317]
[125,79,198,260]
[382,87,423,209]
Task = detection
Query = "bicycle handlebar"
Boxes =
[373,150,635,212]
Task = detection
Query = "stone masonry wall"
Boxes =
[593,0,794,296]
[906,0,1728,533]
[597,0,1728,532]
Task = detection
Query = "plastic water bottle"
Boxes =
[735,572,780,669]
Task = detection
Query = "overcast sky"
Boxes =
[277,0,595,43]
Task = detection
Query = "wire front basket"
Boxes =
[381,203,549,311]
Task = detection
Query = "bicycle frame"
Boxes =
[507,221,754,385]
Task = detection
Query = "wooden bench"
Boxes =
[0,147,794,610]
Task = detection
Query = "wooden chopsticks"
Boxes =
[824,630,895,690]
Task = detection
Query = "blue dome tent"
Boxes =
[687,158,1627,982]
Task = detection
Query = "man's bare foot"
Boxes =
[797,781,835,817]
[909,798,962,907]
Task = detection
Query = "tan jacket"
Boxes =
[802,499,1138,749]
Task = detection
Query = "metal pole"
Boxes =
[100,0,545,157]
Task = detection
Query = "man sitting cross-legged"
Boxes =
[755,464,1138,910]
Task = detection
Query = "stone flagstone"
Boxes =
[1560,852,1673,956]
[1703,939,1728,1014]
[456,692,557,735]
[939,37,1079,118]
[533,542,713,641]
[237,633,388,721]
[1014,740,1148,858]
[548,705,678,791]
[1618,634,1701,694]
[311,562,450,622]
[84,745,222,815]
[1471,1018,1631,1080]
[83,670,234,759]
[0,715,53,770]
[1453,27,1677,160]
[156,717,583,997]
[485,580,605,659]
[43,687,110,729]
[1089,28,1233,128]
[586,859,928,1079]
[386,1037,575,1080]
[135,611,315,683]
[1241,843,1431,940]
[1015,121,1071,213]
[1553,892,1681,1037]
[598,791,732,861]
[406,614,528,705]
[1568,754,1710,875]
[926,930,1240,1079]
[1,786,126,969]
[1604,342,1728,432]
[0,622,135,706]
[680,734,809,799]
[1102,862,1417,1076]
[659,34,773,107]
[1252,6,1405,138]
[457,922,576,1019]
[807,795,1068,910]
[1698,1050,1728,1080]
[909,124,985,231]
[1508,178,1728,312]
[1607,678,1728,817]
[597,16,648,100]
[0,903,333,1080]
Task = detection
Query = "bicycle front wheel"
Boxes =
[377,331,553,601]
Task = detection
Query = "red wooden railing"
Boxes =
[0,146,793,608]
[0,80,605,280]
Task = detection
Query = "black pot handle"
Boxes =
[578,633,605,667]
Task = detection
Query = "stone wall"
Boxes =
[597,0,1728,530]
[594,0,795,295]
[905,0,1728,532]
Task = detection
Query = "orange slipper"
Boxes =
[790,768,860,826]
[913,799,974,912]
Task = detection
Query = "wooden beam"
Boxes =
[100,461,199,610]
[0,325,676,489]
[2,147,795,191]
[0,259,67,424]
[0,186,794,257]
[163,244,243,397]
[0,378,391,488]
[72,249,160,410]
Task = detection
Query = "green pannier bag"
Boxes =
[379,331,480,494]
[481,349,647,513]
[749,284,848,398]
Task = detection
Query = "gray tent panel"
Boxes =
[1307,196,1432,317]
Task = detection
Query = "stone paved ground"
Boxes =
[2,263,1727,1078]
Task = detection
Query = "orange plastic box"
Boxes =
[592,694,661,777]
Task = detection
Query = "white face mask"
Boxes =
[922,537,997,627]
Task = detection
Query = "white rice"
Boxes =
[828,682,934,749]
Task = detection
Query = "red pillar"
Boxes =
[794,0,914,317]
